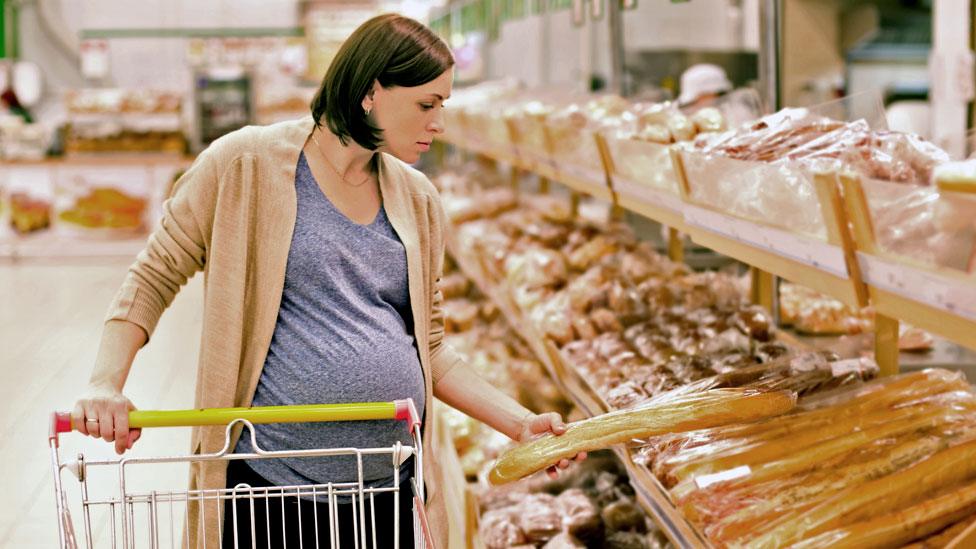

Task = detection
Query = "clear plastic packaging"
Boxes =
[632,369,976,547]
[488,388,797,485]
[789,478,976,549]
[679,151,829,238]
[546,96,631,184]
[603,137,680,196]
[861,175,976,272]
[681,108,953,238]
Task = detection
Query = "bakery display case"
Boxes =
[64,89,186,155]
[0,157,190,259]
[433,85,976,546]
[1,165,53,239]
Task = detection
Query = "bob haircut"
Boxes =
[311,14,455,150]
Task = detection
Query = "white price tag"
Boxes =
[694,465,752,490]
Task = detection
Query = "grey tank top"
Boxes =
[235,152,425,488]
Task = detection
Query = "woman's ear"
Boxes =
[362,80,380,115]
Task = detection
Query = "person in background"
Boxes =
[678,63,760,128]
[677,63,733,113]
[70,13,582,548]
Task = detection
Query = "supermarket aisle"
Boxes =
[0,259,203,548]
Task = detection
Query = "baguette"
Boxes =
[902,514,976,548]
[701,434,949,543]
[652,372,968,482]
[789,479,976,549]
[742,437,976,548]
[671,402,970,486]
[488,389,795,485]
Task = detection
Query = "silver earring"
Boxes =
[364,106,372,115]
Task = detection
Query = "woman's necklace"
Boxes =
[311,132,373,187]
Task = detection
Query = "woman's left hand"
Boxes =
[518,412,587,479]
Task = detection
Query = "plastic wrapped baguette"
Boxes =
[745,436,976,548]
[789,478,976,549]
[488,388,796,485]
[629,369,976,547]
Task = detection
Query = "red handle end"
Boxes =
[394,399,421,430]
[50,411,73,441]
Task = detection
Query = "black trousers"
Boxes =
[222,459,415,548]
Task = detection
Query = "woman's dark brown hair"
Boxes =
[311,14,454,150]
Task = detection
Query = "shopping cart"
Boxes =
[49,399,433,548]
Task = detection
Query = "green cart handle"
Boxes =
[50,399,421,444]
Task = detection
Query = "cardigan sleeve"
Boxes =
[427,191,466,385]
[104,146,222,340]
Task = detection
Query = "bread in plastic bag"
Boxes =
[488,388,796,484]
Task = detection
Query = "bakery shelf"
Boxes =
[444,232,711,549]
[437,111,976,548]
[440,121,872,319]
[0,156,191,260]
[600,134,689,233]
[671,149,868,312]
[441,110,976,356]
[439,122,612,202]
[613,446,710,549]
[506,115,558,178]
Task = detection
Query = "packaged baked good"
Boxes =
[438,272,472,300]
[601,499,647,533]
[691,107,727,134]
[667,113,697,142]
[518,493,563,542]
[480,509,527,548]
[443,299,481,332]
[506,249,569,289]
[541,532,586,548]
[590,308,624,334]
[567,235,617,272]
[636,124,672,144]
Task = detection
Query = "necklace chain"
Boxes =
[311,132,372,187]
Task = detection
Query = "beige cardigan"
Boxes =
[106,116,461,547]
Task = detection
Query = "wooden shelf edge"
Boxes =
[616,193,688,232]
[688,227,862,308]
[613,446,710,549]
[870,287,976,352]
[554,172,614,202]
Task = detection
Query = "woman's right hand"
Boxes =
[72,384,141,455]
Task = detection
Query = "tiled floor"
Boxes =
[1,258,203,548]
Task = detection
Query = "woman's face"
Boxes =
[367,69,453,164]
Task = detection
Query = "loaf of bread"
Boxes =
[488,389,796,484]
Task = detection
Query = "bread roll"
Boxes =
[667,113,697,142]
[691,107,727,134]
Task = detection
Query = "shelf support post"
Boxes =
[875,314,900,377]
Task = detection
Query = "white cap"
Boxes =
[678,64,732,106]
